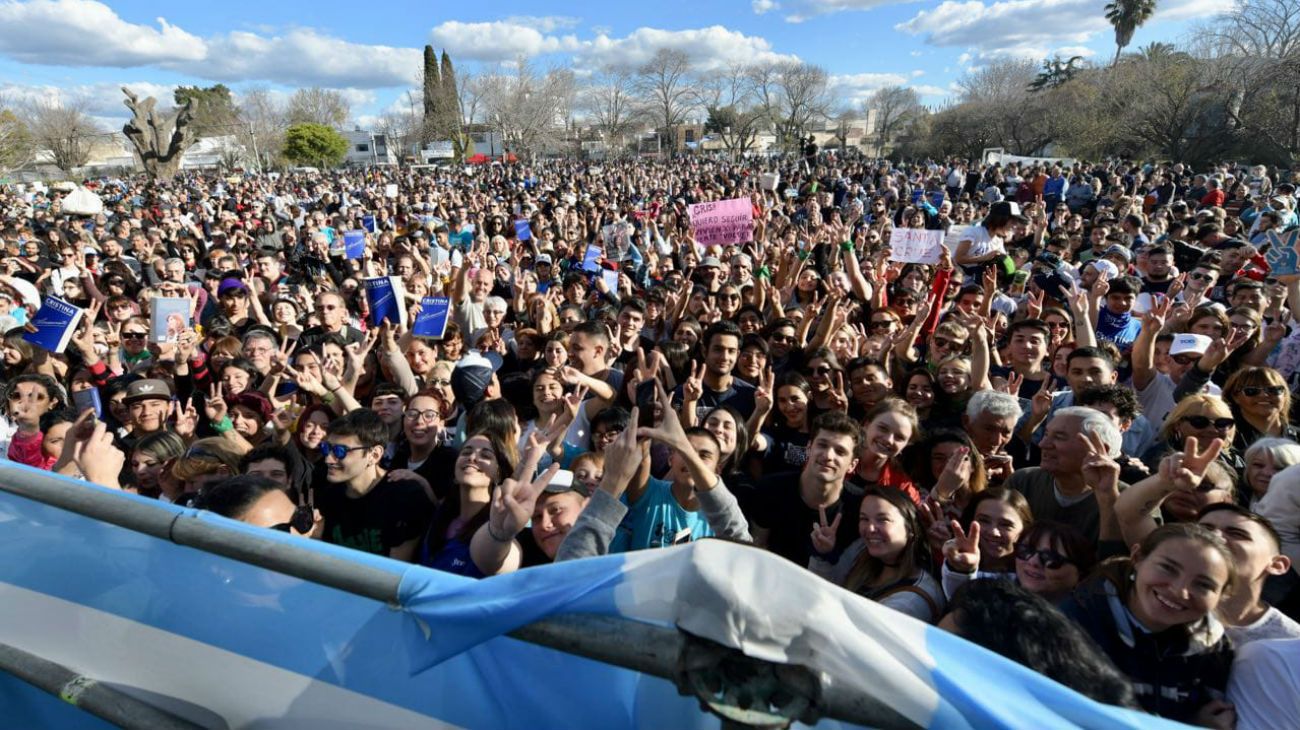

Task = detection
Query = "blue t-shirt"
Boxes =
[1095,308,1143,351]
[610,478,713,553]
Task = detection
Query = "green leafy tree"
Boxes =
[439,49,461,138]
[1029,56,1086,92]
[0,108,33,174]
[1105,0,1158,65]
[173,84,238,137]
[282,123,348,168]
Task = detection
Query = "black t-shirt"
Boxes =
[317,473,434,556]
[388,442,457,504]
[746,472,859,567]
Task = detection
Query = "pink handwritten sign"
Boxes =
[688,198,753,246]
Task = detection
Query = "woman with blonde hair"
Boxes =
[169,437,245,506]
[1223,366,1299,452]
[1143,394,1244,476]
[1243,437,1300,508]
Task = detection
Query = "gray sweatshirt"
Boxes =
[555,477,752,562]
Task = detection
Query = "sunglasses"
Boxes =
[122,332,147,340]
[1189,272,1214,281]
[932,337,965,349]
[1182,415,1236,431]
[271,505,315,534]
[1171,354,1200,365]
[870,319,897,329]
[1014,543,1072,570]
[319,441,368,460]
[1193,477,1230,494]
[1242,385,1286,397]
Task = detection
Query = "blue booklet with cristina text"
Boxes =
[515,219,531,241]
[1265,229,1300,277]
[23,297,84,354]
[412,296,452,339]
[150,297,190,344]
[364,276,407,329]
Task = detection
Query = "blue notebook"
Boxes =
[23,297,84,354]
[582,244,603,272]
[362,215,377,233]
[515,219,531,241]
[412,296,452,339]
[364,276,406,329]
[344,230,366,260]
[150,297,190,344]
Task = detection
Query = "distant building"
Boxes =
[341,129,397,166]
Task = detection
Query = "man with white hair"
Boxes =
[1008,406,1125,544]
[963,390,1022,486]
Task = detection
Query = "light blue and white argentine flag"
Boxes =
[0,465,1186,729]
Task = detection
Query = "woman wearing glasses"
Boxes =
[1223,366,1300,454]
[1143,395,1245,476]
[388,391,456,505]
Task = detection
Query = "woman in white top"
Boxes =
[954,201,1027,279]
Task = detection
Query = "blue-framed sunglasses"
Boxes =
[319,441,368,460]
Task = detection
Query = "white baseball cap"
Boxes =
[1169,333,1211,358]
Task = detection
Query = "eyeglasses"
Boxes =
[270,505,315,534]
[122,332,147,340]
[1242,385,1286,397]
[404,409,441,423]
[319,441,369,460]
[1182,415,1236,431]
[1014,543,1073,569]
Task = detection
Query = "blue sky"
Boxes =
[0,0,1222,128]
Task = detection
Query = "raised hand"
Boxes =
[918,498,953,552]
[637,380,690,451]
[174,402,200,439]
[601,406,646,498]
[1025,288,1044,319]
[1142,295,1172,332]
[1029,374,1054,420]
[1159,436,1225,492]
[205,382,228,423]
[753,367,776,417]
[810,506,841,555]
[932,446,972,502]
[682,360,706,403]
[1078,431,1121,502]
[489,463,562,542]
[998,371,1024,396]
[1199,327,1251,371]
[827,370,850,412]
[944,520,981,573]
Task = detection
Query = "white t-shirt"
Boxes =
[1225,606,1300,646]
[958,226,1004,261]
[1135,371,1220,427]
[1227,638,1300,730]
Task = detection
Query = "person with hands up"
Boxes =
[809,487,946,623]
[466,431,564,577]
[940,488,1032,598]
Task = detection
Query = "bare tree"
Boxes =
[750,61,832,152]
[375,91,422,162]
[458,71,485,127]
[695,64,764,157]
[24,96,99,174]
[864,86,922,155]
[582,69,639,156]
[237,87,285,171]
[285,88,350,128]
[634,49,695,154]
[955,59,1055,154]
[481,58,576,159]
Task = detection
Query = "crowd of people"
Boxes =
[4,152,1300,727]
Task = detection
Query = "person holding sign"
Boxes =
[954,201,1027,281]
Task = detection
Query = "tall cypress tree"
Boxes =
[422,45,440,142]
[439,50,460,138]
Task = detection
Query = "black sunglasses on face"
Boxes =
[270,505,315,534]
[122,332,147,340]
[1242,386,1286,397]
[1014,543,1072,570]
[1182,415,1235,431]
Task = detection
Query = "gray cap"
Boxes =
[699,256,723,269]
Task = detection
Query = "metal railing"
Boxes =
[0,465,917,730]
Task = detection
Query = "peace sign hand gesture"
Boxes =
[682,360,706,403]
[490,463,562,543]
[205,382,228,423]
[1159,436,1225,492]
[810,506,841,556]
[753,367,776,417]
[827,371,850,413]
[944,520,981,573]
[1078,430,1121,502]
[1029,374,1054,421]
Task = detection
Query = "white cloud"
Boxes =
[1052,45,1096,58]
[780,0,912,22]
[500,15,582,33]
[752,0,780,13]
[911,84,958,98]
[910,50,923,57]
[0,0,206,66]
[191,29,420,87]
[429,21,582,63]
[911,69,925,77]
[582,26,799,71]
[830,72,910,103]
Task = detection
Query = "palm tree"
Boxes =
[1104,0,1159,66]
